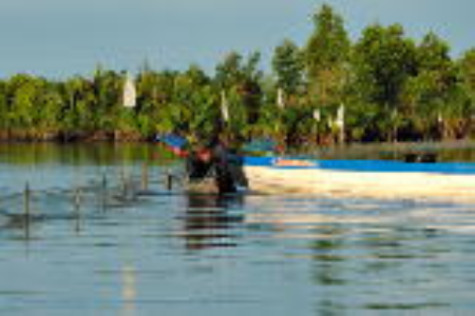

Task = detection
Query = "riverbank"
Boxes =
[1,130,474,148]
[0,129,146,142]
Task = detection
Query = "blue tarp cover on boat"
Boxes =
[244,156,475,175]
[156,134,188,150]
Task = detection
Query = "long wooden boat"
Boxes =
[244,156,475,201]
[156,134,475,200]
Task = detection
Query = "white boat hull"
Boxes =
[244,165,475,202]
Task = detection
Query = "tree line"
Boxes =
[0,4,474,145]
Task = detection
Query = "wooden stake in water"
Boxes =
[122,176,128,198]
[24,182,30,217]
[74,187,81,233]
[101,174,107,211]
[74,187,81,211]
[166,170,173,191]
[141,162,149,191]
[24,182,31,238]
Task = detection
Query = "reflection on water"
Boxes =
[121,264,136,316]
[246,196,475,313]
[0,144,475,315]
[181,194,244,251]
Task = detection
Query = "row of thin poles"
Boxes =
[14,163,177,237]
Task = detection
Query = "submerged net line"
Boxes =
[0,168,180,217]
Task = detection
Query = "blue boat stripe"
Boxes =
[244,156,475,175]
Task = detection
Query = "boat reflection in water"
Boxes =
[180,193,245,251]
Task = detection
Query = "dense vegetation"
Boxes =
[0,4,474,145]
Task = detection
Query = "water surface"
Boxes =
[1,143,475,315]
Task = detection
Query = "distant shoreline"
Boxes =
[0,130,147,143]
[0,130,473,149]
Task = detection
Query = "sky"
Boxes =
[0,0,473,78]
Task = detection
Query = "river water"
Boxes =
[0,143,475,315]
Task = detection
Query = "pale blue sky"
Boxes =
[0,0,473,78]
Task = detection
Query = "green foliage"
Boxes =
[0,81,7,130]
[399,33,459,140]
[272,39,304,95]
[0,4,472,143]
[353,24,417,107]
[215,51,264,138]
[8,74,38,128]
[351,24,418,141]
[304,3,350,144]
[305,4,350,78]
[458,48,475,129]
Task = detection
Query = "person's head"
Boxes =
[196,147,211,162]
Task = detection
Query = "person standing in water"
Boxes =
[186,133,247,194]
